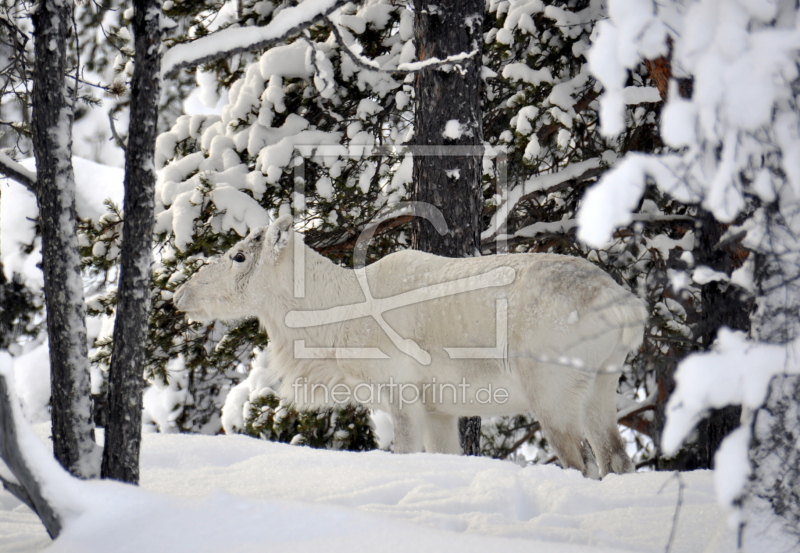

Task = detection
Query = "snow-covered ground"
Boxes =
[0,424,735,553]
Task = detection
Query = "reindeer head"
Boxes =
[173,215,294,322]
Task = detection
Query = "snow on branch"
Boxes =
[161,0,347,77]
[482,158,603,242]
[325,15,479,75]
[581,0,800,243]
[487,212,693,249]
[395,51,479,73]
[576,153,700,247]
[0,151,36,192]
[662,329,800,458]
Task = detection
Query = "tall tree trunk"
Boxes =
[690,212,748,467]
[101,0,162,483]
[661,211,750,470]
[31,0,97,478]
[411,0,484,455]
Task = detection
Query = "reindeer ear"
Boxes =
[264,215,293,262]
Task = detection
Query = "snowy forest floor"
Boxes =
[0,425,735,553]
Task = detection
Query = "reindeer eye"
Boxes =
[233,252,246,263]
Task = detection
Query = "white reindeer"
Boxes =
[174,215,646,477]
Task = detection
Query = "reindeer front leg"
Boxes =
[390,402,425,453]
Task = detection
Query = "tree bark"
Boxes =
[411,0,484,455]
[101,0,162,484]
[739,205,800,547]
[741,374,800,551]
[31,0,97,478]
[663,211,749,470]
[691,212,748,468]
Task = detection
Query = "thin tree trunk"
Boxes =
[31,0,97,478]
[101,0,162,483]
[411,0,484,455]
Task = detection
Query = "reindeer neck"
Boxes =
[256,243,362,344]
[294,246,362,306]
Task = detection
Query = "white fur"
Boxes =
[175,216,646,476]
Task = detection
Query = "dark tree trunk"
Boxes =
[670,211,749,470]
[458,416,482,456]
[31,0,97,478]
[411,0,484,455]
[656,211,750,470]
[101,0,162,484]
[690,212,748,469]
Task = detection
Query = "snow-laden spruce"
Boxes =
[174,216,646,477]
[576,0,800,545]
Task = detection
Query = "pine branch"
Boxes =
[108,113,127,152]
[498,421,541,460]
[0,151,36,192]
[325,16,479,76]
[161,0,349,77]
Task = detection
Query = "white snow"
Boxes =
[0,424,736,553]
[1,157,124,292]
[0,354,89,547]
[576,154,699,247]
[663,329,800,455]
[622,86,661,105]
[582,0,800,230]
[578,6,800,534]
[220,348,277,434]
[662,329,800,523]
[161,0,341,76]
[691,266,730,285]
[502,63,553,87]
[1,165,42,290]
[0,348,737,553]
[11,343,51,424]
[0,152,37,186]
[1,157,124,427]
[396,49,479,72]
[211,185,271,237]
[142,357,191,434]
[442,120,465,140]
[4,348,745,553]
